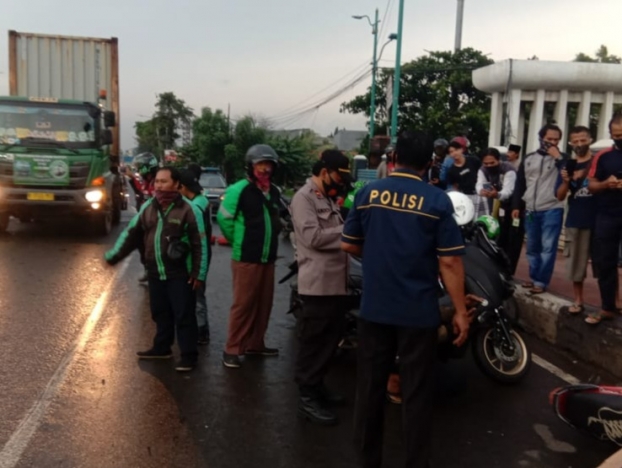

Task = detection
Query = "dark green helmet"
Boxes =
[245,144,279,167]
[133,153,159,176]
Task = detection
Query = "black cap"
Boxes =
[179,169,203,195]
[508,144,522,153]
[320,150,351,182]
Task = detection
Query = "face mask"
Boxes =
[253,165,273,192]
[614,139,622,151]
[486,165,500,175]
[322,173,344,199]
[573,144,590,157]
[539,139,554,154]
[155,190,179,209]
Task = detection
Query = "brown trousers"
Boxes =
[225,261,275,355]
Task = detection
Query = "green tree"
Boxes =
[134,92,194,159]
[574,45,621,64]
[268,134,317,188]
[183,107,231,167]
[341,48,494,152]
[221,116,268,182]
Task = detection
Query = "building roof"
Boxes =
[331,129,367,151]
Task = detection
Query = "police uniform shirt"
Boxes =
[342,169,465,328]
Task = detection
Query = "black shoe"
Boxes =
[175,357,197,372]
[245,347,279,356]
[222,352,242,368]
[298,396,339,426]
[198,326,210,345]
[318,385,347,407]
[136,348,172,359]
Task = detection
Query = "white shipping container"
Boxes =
[8,30,120,156]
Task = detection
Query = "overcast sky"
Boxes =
[1,0,621,150]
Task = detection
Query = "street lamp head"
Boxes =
[388,33,398,41]
[352,15,364,19]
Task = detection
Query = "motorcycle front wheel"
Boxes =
[473,327,531,384]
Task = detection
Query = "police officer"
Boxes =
[290,150,352,426]
[341,132,470,468]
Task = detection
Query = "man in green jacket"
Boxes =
[105,167,208,372]
[217,145,282,368]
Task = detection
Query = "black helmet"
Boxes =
[134,153,159,176]
[245,144,279,167]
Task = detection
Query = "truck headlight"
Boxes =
[220,194,225,201]
[85,190,104,202]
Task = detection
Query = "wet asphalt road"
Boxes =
[0,210,619,468]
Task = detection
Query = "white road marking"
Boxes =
[532,353,581,385]
[0,260,129,468]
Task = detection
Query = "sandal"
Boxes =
[529,286,546,295]
[522,281,535,289]
[387,392,402,405]
[585,311,616,325]
[566,304,584,314]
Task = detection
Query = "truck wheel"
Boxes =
[0,213,9,233]
[94,210,113,236]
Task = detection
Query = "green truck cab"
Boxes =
[0,96,124,234]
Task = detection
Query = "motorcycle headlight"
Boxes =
[85,190,104,203]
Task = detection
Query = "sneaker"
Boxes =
[245,347,279,356]
[136,348,172,359]
[175,357,197,372]
[222,352,242,368]
[198,326,210,345]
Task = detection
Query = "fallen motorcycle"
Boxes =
[550,384,622,447]
[282,191,531,384]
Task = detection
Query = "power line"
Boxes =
[378,0,395,40]
[269,59,372,119]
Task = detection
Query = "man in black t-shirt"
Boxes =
[587,113,622,325]
[446,140,481,195]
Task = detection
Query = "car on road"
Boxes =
[199,168,227,214]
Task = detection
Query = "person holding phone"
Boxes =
[587,113,622,325]
[555,126,597,316]
[476,147,517,215]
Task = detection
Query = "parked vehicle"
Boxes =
[199,168,227,214]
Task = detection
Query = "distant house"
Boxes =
[330,129,367,151]
[270,128,325,146]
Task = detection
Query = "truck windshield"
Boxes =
[0,102,97,149]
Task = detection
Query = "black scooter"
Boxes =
[281,220,531,384]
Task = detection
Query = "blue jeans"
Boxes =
[196,282,209,332]
[525,209,564,289]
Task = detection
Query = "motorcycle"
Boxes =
[281,191,531,384]
[550,384,622,447]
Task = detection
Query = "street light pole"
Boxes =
[390,0,405,144]
[369,9,379,142]
[353,10,380,143]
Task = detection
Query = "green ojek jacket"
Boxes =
[217,179,281,264]
[105,196,208,281]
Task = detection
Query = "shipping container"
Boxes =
[8,30,120,157]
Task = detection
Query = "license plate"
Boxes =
[27,192,54,201]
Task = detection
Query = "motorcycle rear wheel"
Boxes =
[473,327,531,384]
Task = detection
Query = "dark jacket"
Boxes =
[105,196,208,281]
[217,179,281,264]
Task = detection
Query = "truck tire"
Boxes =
[93,210,113,236]
[0,213,9,233]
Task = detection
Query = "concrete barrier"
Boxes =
[515,287,622,378]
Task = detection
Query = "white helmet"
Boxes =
[447,191,475,226]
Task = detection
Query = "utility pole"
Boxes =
[454,0,465,52]
[353,10,380,144]
[389,0,405,144]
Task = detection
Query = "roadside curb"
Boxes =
[515,287,622,378]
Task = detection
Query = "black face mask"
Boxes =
[538,139,555,155]
[573,144,591,157]
[614,139,622,151]
[486,165,500,175]
[323,174,344,199]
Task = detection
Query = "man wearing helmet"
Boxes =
[376,146,396,179]
[217,145,282,369]
[290,150,352,426]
